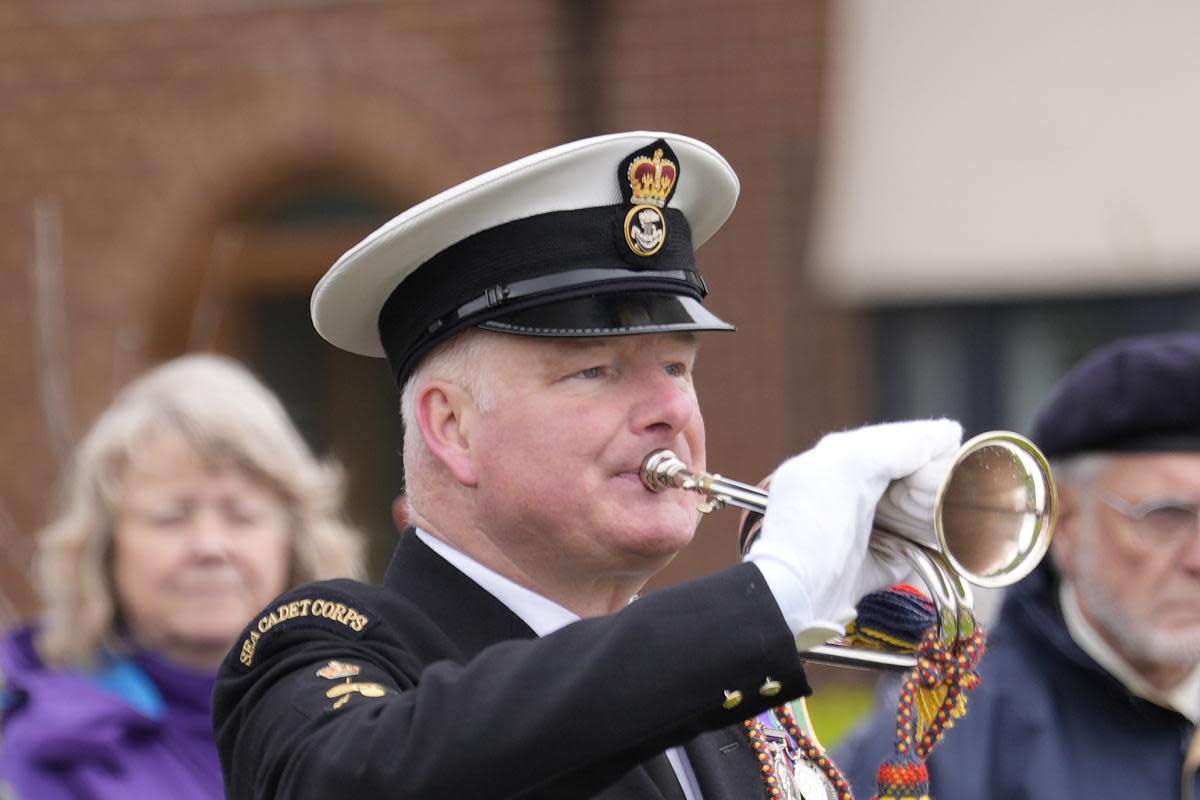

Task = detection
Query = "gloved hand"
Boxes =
[745,419,962,649]
[872,453,952,549]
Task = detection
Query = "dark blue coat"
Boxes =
[834,563,1199,799]
[214,531,811,799]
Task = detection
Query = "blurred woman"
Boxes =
[0,353,365,799]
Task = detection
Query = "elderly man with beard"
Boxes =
[836,331,1200,800]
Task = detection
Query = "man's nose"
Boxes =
[1179,522,1200,572]
[630,367,697,434]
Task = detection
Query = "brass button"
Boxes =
[758,677,782,697]
[722,689,744,710]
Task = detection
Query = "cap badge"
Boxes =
[621,142,679,258]
[626,206,666,256]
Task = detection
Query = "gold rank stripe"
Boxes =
[239,598,370,667]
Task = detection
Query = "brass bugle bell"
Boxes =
[640,431,1058,670]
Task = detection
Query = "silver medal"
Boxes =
[768,742,805,800]
[791,759,838,800]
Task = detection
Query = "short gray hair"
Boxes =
[399,329,505,518]
[33,353,366,668]
[1047,452,1111,490]
[1045,452,1111,573]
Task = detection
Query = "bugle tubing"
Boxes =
[640,431,1058,670]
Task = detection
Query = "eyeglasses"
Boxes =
[1091,489,1200,548]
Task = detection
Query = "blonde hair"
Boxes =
[33,353,366,668]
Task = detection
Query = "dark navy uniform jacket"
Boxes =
[213,531,811,798]
[835,561,1199,799]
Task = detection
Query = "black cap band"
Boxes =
[378,204,701,385]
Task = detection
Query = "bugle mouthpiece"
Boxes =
[640,449,690,493]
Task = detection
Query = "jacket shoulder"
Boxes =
[225,579,392,674]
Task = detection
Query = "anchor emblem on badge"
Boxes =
[624,205,666,256]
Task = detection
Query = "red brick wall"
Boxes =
[0,0,863,617]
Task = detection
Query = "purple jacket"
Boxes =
[0,627,223,800]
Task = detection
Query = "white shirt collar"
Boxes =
[414,528,579,636]
[1060,582,1200,722]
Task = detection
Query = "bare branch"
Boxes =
[188,226,245,351]
[31,198,75,467]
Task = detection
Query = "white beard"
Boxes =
[1074,533,1200,667]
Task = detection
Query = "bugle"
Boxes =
[640,431,1058,670]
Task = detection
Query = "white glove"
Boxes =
[745,419,962,649]
[872,454,952,549]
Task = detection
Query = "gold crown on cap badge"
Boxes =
[627,148,677,208]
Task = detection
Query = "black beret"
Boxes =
[1030,331,1200,458]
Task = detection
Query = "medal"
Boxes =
[760,727,838,800]
[766,738,804,800]
[791,759,838,800]
[745,701,852,800]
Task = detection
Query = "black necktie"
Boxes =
[643,752,688,800]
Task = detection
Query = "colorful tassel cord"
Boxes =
[850,586,988,800]
[845,583,937,653]
[745,584,986,800]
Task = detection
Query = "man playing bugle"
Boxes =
[213,131,962,799]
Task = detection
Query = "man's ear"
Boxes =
[414,380,480,487]
[1049,482,1082,576]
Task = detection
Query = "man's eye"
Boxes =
[664,362,688,377]
[574,366,605,379]
[1140,503,1198,535]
